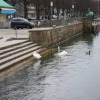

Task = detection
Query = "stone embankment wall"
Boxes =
[29,22,83,47]
[82,18,92,33]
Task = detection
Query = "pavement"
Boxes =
[0,28,51,48]
[0,29,29,48]
[0,29,29,38]
[0,27,55,48]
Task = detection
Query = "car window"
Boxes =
[22,18,28,22]
[12,18,29,22]
[13,19,21,21]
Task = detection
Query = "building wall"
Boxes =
[15,3,24,17]
[0,14,11,28]
[0,14,6,22]
[28,6,36,18]
[15,3,36,18]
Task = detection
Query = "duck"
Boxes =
[33,51,41,59]
[86,50,91,55]
[58,46,68,56]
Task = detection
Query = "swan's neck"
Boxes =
[58,46,60,53]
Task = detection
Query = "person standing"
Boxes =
[37,20,41,27]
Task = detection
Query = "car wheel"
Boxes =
[30,27,32,29]
[27,25,30,29]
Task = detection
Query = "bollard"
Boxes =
[15,28,17,38]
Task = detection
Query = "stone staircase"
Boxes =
[0,40,45,71]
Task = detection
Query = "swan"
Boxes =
[33,51,41,59]
[58,46,68,56]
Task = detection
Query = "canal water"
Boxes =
[0,33,100,100]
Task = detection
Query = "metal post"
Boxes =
[98,0,99,18]
[50,1,53,26]
[44,8,45,20]
[15,28,17,38]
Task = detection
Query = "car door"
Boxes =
[12,19,19,28]
[19,19,25,28]
[21,19,29,28]
[22,19,29,28]
[13,19,22,28]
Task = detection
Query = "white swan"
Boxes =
[58,46,68,56]
[33,51,41,59]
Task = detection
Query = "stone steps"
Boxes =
[0,40,30,50]
[0,43,37,59]
[0,40,46,71]
[0,41,33,54]
[0,46,42,65]
[0,48,45,71]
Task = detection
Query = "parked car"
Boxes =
[10,18,35,29]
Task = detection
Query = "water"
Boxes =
[0,33,100,100]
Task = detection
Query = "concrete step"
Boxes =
[0,46,42,65]
[0,48,46,71]
[0,41,34,55]
[0,43,38,59]
[0,39,29,50]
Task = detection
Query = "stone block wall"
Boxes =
[29,22,83,47]
[82,17,92,33]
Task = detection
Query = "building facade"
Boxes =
[0,0,15,28]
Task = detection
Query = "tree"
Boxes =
[4,0,97,18]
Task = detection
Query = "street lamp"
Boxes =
[50,1,53,20]
[44,8,45,20]
[72,4,74,9]
[72,4,74,17]
[50,1,53,26]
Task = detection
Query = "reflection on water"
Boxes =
[0,33,100,100]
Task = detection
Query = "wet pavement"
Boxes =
[0,29,29,48]
[0,29,29,38]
